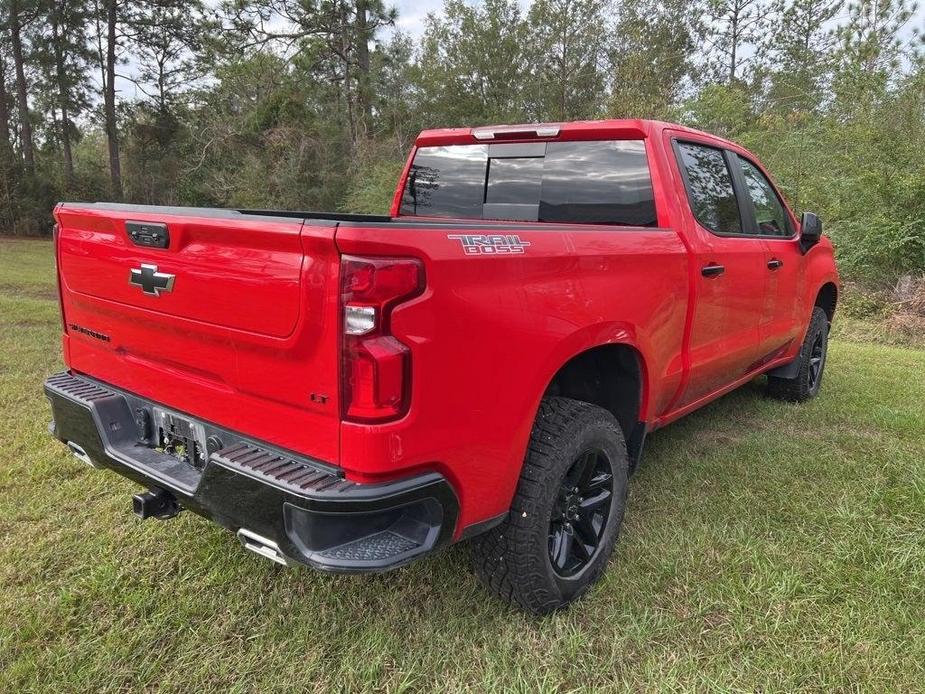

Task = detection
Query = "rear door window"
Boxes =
[675,142,743,235]
[399,140,657,226]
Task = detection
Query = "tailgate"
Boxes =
[53,204,342,464]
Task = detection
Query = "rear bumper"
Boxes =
[44,371,459,573]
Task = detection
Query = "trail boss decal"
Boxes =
[447,234,531,255]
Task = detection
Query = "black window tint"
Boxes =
[399,140,657,225]
[540,141,657,226]
[484,156,543,220]
[677,142,743,235]
[485,157,544,204]
[400,144,487,218]
[738,157,792,237]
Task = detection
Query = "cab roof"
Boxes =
[414,119,739,150]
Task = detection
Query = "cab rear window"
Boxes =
[399,140,657,226]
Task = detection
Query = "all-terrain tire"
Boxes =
[767,306,830,402]
[470,397,629,615]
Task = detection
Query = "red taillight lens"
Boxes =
[341,256,424,422]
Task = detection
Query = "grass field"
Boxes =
[1,238,924,692]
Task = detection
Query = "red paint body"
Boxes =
[52,120,839,538]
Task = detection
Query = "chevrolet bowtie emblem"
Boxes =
[129,264,175,296]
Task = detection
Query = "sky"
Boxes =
[388,0,533,38]
[386,0,924,41]
[390,0,445,37]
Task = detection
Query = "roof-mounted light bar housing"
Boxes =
[472,124,561,141]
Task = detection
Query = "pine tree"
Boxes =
[6,0,36,171]
[222,0,395,142]
[0,43,13,161]
[94,0,123,199]
[759,0,842,113]
[609,0,701,118]
[707,0,771,83]
[524,0,609,121]
[130,0,209,114]
[34,0,92,187]
[836,0,918,82]
[417,0,529,125]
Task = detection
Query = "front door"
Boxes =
[731,153,806,360]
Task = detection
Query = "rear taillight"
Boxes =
[340,255,424,422]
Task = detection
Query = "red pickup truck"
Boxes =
[46,119,838,613]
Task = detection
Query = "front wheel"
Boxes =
[470,397,629,614]
[767,306,830,402]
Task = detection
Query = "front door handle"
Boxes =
[701,263,725,278]
[767,258,783,270]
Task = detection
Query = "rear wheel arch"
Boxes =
[542,343,647,470]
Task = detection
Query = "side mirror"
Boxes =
[800,212,822,252]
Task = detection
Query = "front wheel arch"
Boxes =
[815,282,838,324]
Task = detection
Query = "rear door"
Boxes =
[54,204,343,464]
[670,139,769,407]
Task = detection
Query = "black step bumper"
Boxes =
[44,372,459,573]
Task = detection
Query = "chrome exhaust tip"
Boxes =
[67,441,99,468]
[237,528,289,566]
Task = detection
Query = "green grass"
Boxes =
[2,238,924,692]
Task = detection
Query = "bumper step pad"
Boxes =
[211,442,352,496]
[46,371,117,404]
[319,531,419,561]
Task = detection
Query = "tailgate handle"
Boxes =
[126,221,170,249]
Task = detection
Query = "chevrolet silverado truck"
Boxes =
[45,119,838,614]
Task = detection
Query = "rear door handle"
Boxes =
[701,263,725,278]
[767,258,783,270]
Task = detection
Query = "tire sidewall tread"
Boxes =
[767,306,830,402]
[471,397,629,615]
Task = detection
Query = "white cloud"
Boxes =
[385,0,535,39]
[389,0,444,37]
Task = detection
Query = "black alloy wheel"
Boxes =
[548,448,614,577]
[808,332,826,390]
[471,397,629,614]
[767,306,830,402]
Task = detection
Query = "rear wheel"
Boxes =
[471,397,629,614]
[767,306,830,402]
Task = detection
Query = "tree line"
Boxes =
[0,0,922,280]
